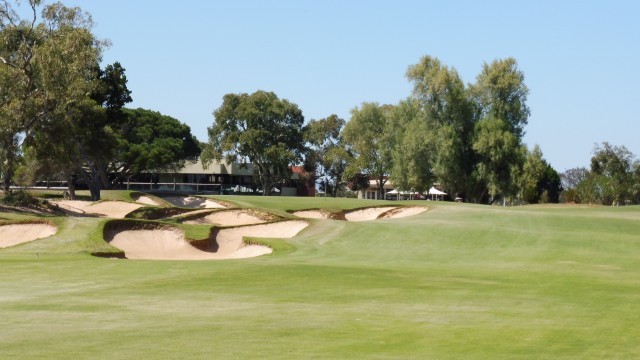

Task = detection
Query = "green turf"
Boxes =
[1,193,639,359]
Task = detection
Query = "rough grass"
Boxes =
[1,194,639,359]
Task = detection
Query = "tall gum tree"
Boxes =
[304,114,347,197]
[472,116,523,203]
[468,58,531,203]
[589,142,636,204]
[471,58,530,139]
[342,102,393,199]
[387,98,433,194]
[204,90,305,195]
[0,0,106,196]
[406,55,475,199]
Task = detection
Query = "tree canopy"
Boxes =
[342,102,394,199]
[304,114,348,197]
[108,108,201,183]
[204,90,305,195]
[579,142,638,205]
[0,4,591,207]
[0,0,106,194]
[1,1,201,200]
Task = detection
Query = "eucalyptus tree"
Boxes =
[472,117,523,204]
[470,58,530,139]
[468,58,531,203]
[0,0,41,192]
[406,55,475,198]
[588,142,636,204]
[561,167,589,191]
[519,144,561,203]
[0,0,107,196]
[387,98,433,193]
[304,114,347,197]
[341,102,393,199]
[564,142,638,205]
[204,90,305,195]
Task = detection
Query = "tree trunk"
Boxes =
[99,164,111,190]
[1,165,12,193]
[77,142,101,201]
[261,179,270,196]
[377,176,386,200]
[64,170,76,200]
[331,177,337,198]
[89,165,101,201]
[1,140,16,193]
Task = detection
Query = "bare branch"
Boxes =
[0,56,18,68]
[0,0,18,28]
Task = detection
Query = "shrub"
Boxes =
[0,190,40,207]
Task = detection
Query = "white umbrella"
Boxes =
[428,187,447,200]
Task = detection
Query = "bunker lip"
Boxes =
[102,219,308,261]
[290,209,340,220]
[52,200,143,218]
[161,196,229,209]
[130,192,164,206]
[0,221,57,248]
[293,206,427,221]
[378,206,428,219]
[181,208,273,226]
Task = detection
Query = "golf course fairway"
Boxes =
[1,193,639,359]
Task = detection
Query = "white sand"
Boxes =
[134,196,160,206]
[292,210,332,219]
[214,220,309,256]
[0,223,57,248]
[344,207,398,221]
[162,196,226,209]
[109,228,214,260]
[53,200,143,218]
[107,220,308,260]
[379,206,428,219]
[183,209,267,226]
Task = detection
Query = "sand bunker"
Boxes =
[134,196,160,206]
[379,206,428,219]
[214,220,309,257]
[0,223,57,248]
[294,206,427,221]
[162,196,226,209]
[299,206,429,222]
[108,228,219,260]
[53,200,143,218]
[106,220,308,260]
[344,207,398,221]
[182,209,267,226]
[292,210,333,219]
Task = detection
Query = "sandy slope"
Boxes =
[162,196,226,209]
[106,220,308,260]
[183,209,267,226]
[214,220,309,256]
[52,200,143,218]
[344,207,398,221]
[379,206,428,219]
[109,228,215,260]
[292,210,332,219]
[134,196,160,206]
[0,223,57,248]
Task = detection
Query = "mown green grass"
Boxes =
[1,193,639,359]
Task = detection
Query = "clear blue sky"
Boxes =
[63,0,639,171]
